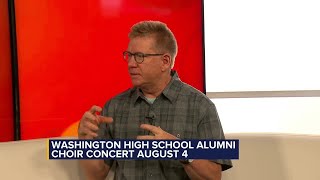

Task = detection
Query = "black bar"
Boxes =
[8,0,21,140]
[201,0,206,94]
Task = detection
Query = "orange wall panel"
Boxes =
[14,0,204,139]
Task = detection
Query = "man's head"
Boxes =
[125,21,178,90]
[128,20,178,67]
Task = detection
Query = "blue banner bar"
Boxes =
[48,139,239,160]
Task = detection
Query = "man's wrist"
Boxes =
[179,159,194,164]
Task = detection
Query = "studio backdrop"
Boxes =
[13,0,204,140]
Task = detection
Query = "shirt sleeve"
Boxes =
[197,100,233,171]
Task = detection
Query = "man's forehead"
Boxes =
[128,36,156,51]
[129,35,156,43]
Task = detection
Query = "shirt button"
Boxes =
[177,134,180,138]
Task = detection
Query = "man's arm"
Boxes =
[78,105,113,180]
[137,124,222,180]
[79,160,110,180]
[182,160,221,180]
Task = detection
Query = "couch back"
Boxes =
[0,134,319,180]
[223,133,320,180]
[0,138,83,180]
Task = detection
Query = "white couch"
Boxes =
[0,137,84,180]
[223,133,320,180]
[0,134,319,180]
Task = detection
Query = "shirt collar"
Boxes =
[130,70,182,104]
[161,70,181,103]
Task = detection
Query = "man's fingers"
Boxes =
[140,124,161,134]
[136,135,155,140]
[83,129,98,138]
[98,116,113,124]
[79,127,98,139]
[88,132,98,138]
[84,121,99,131]
[84,111,99,123]
[78,105,112,139]
[89,105,102,114]
[78,121,98,134]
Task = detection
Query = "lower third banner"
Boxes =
[48,139,239,160]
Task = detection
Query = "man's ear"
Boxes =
[161,53,172,71]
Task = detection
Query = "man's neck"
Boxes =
[140,74,172,98]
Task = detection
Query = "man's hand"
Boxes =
[78,105,113,139]
[136,124,177,140]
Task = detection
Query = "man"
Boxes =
[78,20,232,180]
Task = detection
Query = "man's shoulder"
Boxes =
[110,87,135,102]
[174,80,215,106]
[102,87,135,112]
[115,87,135,98]
[179,81,208,99]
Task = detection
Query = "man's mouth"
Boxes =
[130,72,140,76]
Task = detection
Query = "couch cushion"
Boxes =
[223,133,320,180]
[0,138,83,180]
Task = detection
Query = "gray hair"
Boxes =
[129,20,178,68]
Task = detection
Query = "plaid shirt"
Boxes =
[98,71,232,180]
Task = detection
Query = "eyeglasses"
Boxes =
[123,51,164,64]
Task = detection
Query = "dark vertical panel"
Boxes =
[201,0,206,94]
[8,0,20,140]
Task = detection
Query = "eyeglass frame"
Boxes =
[123,51,164,64]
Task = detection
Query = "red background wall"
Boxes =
[0,0,14,141]
[14,0,204,140]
